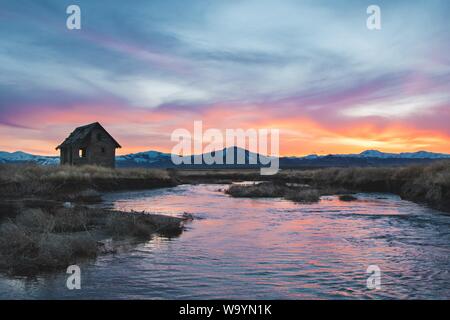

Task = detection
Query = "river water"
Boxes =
[1,184,450,299]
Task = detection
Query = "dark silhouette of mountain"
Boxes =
[1,148,449,168]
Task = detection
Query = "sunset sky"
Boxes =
[0,0,449,156]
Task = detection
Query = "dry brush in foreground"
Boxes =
[0,206,185,275]
[0,164,176,200]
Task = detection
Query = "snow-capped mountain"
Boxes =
[0,151,59,165]
[312,150,450,159]
[198,146,271,163]
[116,150,174,168]
[117,150,171,164]
[148,147,272,168]
[395,151,450,159]
[1,149,449,168]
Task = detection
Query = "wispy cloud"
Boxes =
[0,0,449,155]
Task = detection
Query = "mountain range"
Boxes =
[1,148,449,168]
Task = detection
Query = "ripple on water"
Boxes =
[1,185,450,299]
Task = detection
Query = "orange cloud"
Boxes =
[1,103,449,156]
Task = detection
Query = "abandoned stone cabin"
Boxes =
[56,122,121,168]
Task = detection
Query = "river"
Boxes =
[1,184,450,299]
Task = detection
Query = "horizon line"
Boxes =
[2,147,450,158]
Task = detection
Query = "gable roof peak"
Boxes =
[56,122,121,150]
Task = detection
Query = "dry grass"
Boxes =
[394,161,450,210]
[0,211,97,274]
[213,161,450,210]
[225,182,321,204]
[225,182,287,198]
[0,164,175,199]
[104,211,183,239]
[0,165,184,275]
[0,206,184,275]
[0,164,171,182]
[338,195,358,202]
[284,189,321,203]
[282,161,450,211]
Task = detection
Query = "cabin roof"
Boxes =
[56,122,121,150]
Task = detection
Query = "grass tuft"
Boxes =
[0,206,184,275]
[284,189,320,203]
[338,195,358,202]
[225,182,321,204]
[0,164,176,200]
[225,182,287,198]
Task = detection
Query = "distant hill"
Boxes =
[1,148,449,168]
[0,151,59,165]
[328,149,450,159]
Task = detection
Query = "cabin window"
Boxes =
[101,147,106,154]
[97,133,102,141]
[79,148,87,158]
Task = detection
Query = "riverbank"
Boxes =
[17,184,447,299]
[0,164,185,275]
[0,204,185,275]
[0,164,177,202]
[0,161,448,275]
[294,161,450,213]
[225,182,323,203]
[173,161,450,212]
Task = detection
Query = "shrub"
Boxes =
[52,207,90,233]
[338,194,358,202]
[225,182,287,198]
[15,209,55,233]
[0,206,184,275]
[105,212,154,239]
[284,189,320,203]
[104,211,183,239]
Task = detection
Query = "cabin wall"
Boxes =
[59,147,73,165]
[59,148,66,165]
[59,148,67,165]
[70,143,90,166]
[86,128,116,168]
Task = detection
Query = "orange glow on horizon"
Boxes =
[1,103,449,156]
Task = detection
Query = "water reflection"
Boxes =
[1,184,450,299]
